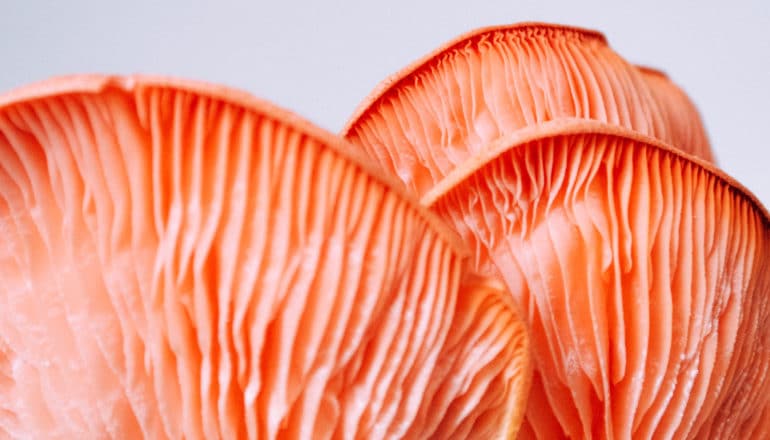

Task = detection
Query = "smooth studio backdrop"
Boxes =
[2,0,768,205]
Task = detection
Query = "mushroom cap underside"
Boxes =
[0,75,532,440]
[427,121,770,439]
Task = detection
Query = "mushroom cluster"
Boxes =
[0,22,768,440]
[343,23,770,439]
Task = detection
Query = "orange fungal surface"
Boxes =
[0,75,531,439]
[342,23,769,439]
[343,23,714,198]
[636,65,713,163]
[426,121,770,439]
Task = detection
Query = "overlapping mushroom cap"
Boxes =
[343,23,770,439]
[425,122,770,438]
[0,76,532,439]
[343,22,714,198]
[635,65,713,163]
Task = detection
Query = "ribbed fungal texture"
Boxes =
[430,132,770,439]
[345,25,713,198]
[637,68,713,163]
[0,82,531,440]
[405,275,532,439]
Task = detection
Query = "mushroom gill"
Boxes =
[0,75,531,439]
[636,65,713,163]
[423,121,770,438]
[342,22,769,439]
[342,23,714,199]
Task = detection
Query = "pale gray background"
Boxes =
[2,0,768,206]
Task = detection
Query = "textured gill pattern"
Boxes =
[345,25,712,198]
[430,132,770,439]
[637,67,713,163]
[404,275,531,439]
[0,84,530,439]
